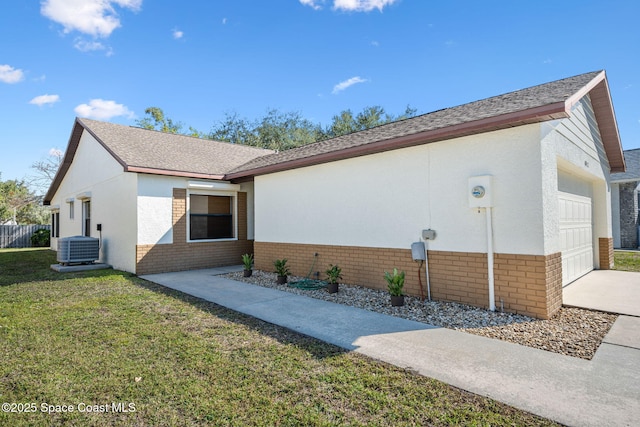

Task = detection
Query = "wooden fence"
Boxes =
[0,225,51,249]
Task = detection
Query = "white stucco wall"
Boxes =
[136,175,256,245]
[49,130,138,272]
[255,124,545,255]
[137,175,184,245]
[540,95,613,261]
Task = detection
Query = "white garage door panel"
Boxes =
[559,191,593,286]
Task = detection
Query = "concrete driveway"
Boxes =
[563,270,640,316]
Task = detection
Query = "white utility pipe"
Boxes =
[425,248,431,302]
[486,207,495,311]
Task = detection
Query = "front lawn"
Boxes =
[614,250,640,272]
[0,249,557,426]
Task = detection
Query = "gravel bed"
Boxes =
[224,270,617,360]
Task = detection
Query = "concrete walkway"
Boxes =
[142,268,640,427]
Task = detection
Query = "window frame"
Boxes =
[82,199,91,237]
[187,190,238,242]
[51,209,60,238]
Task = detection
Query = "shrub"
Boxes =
[30,228,51,247]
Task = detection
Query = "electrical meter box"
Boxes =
[468,175,493,208]
[411,241,426,261]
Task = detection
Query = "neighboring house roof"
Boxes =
[44,118,274,204]
[226,70,625,179]
[611,148,640,182]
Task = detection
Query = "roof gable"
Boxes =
[611,148,640,182]
[44,118,274,204]
[226,71,625,179]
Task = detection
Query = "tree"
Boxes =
[135,107,184,134]
[209,112,258,146]
[325,105,419,138]
[210,109,324,151]
[0,177,47,225]
[28,148,63,196]
[142,104,419,151]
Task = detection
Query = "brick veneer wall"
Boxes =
[618,182,639,248]
[254,241,562,319]
[136,188,252,275]
[598,237,614,270]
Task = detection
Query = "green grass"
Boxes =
[614,250,640,272]
[0,249,557,426]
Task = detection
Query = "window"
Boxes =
[189,194,235,240]
[51,212,60,238]
[69,200,74,220]
[83,200,91,237]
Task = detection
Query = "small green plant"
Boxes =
[241,253,254,271]
[273,259,291,277]
[30,228,51,248]
[384,268,405,296]
[325,264,342,284]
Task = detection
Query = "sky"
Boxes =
[1,0,640,188]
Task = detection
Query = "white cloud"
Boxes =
[0,64,25,84]
[300,0,323,10]
[172,28,183,39]
[301,0,398,11]
[333,0,398,12]
[49,148,64,157]
[74,99,134,120]
[370,40,379,47]
[74,38,106,52]
[29,94,61,106]
[332,76,368,94]
[222,17,227,24]
[41,0,142,38]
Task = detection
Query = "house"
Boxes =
[45,70,625,319]
[611,148,640,249]
[44,119,274,274]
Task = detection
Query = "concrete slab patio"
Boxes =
[142,268,640,427]
[563,270,640,316]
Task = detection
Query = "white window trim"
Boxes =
[66,198,75,220]
[82,199,91,237]
[187,189,238,243]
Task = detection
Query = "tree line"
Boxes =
[136,105,418,152]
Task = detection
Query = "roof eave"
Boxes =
[576,72,626,173]
[127,166,226,180]
[44,118,85,205]
[224,102,568,180]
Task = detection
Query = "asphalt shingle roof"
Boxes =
[228,71,604,175]
[79,118,274,176]
[611,148,640,181]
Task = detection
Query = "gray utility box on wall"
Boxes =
[57,236,100,265]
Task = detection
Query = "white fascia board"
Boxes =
[188,180,240,191]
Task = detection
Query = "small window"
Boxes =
[189,194,234,240]
[51,212,60,238]
[83,200,91,237]
[69,201,74,220]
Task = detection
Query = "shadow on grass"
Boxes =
[0,248,125,287]
[131,275,350,361]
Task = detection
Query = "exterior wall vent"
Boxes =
[57,236,100,265]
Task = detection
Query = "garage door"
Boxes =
[559,191,593,286]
